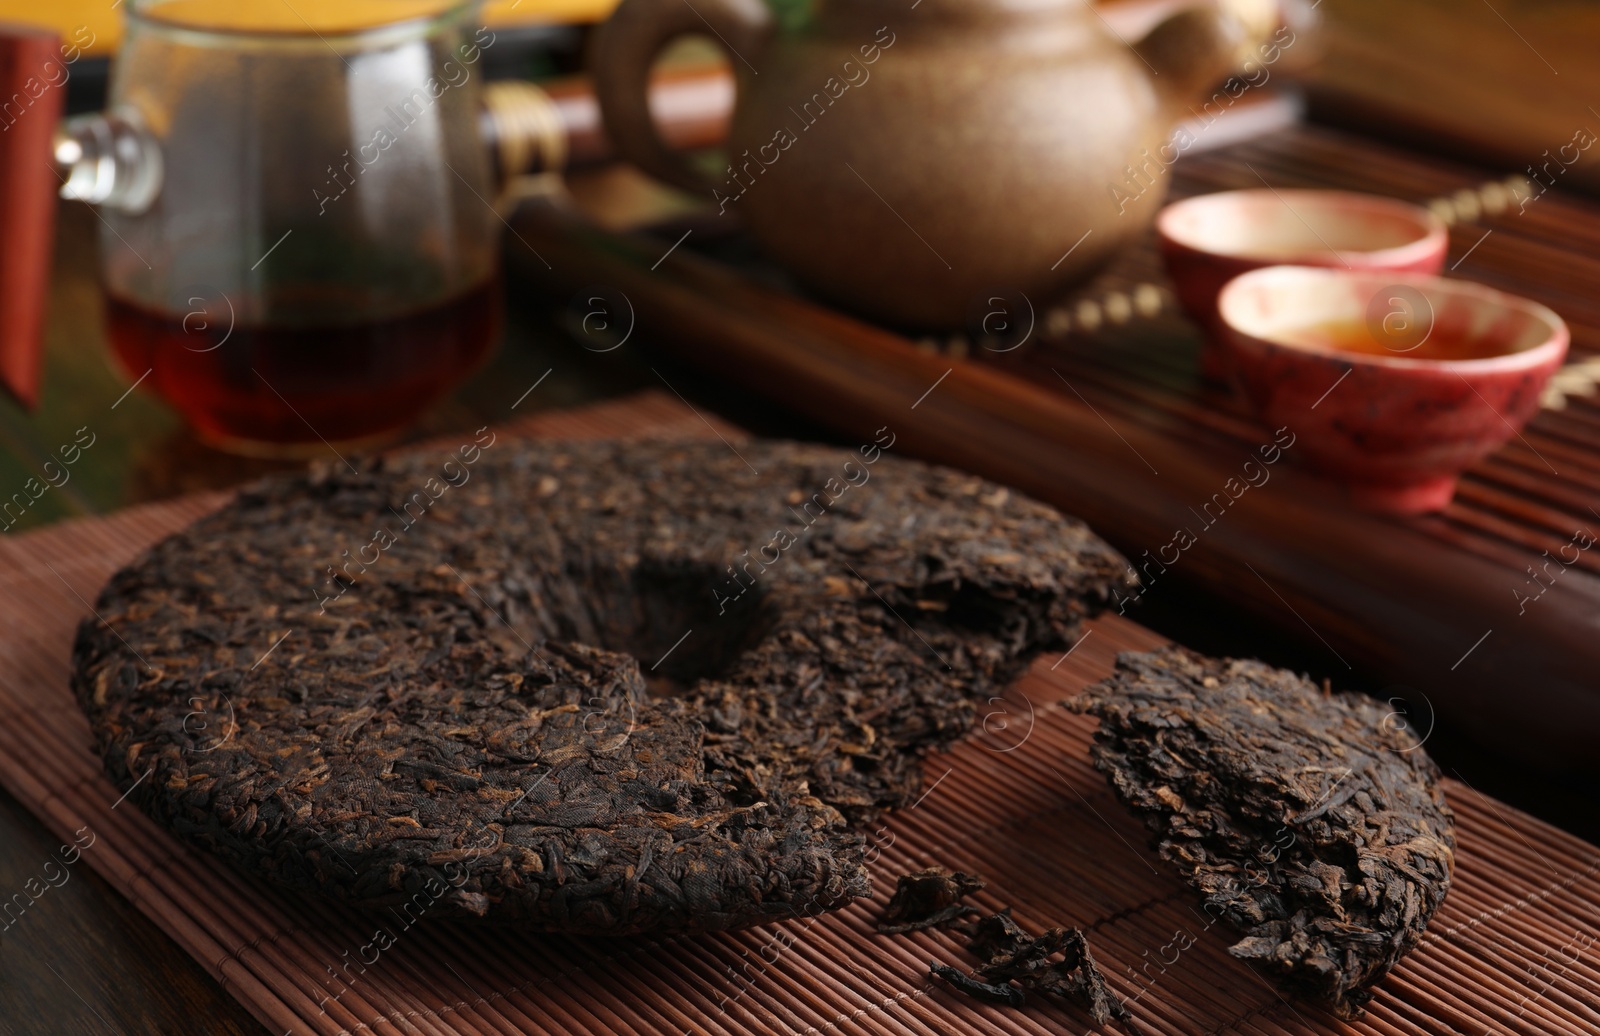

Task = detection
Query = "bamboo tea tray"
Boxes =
[0,393,1596,1036]
[509,122,1600,770]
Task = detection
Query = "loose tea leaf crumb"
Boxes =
[930,961,1027,1006]
[962,908,1031,957]
[884,871,1129,1026]
[1074,646,1456,1018]
[876,867,984,933]
[1023,927,1129,1025]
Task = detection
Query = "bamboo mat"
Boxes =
[1,392,1597,1036]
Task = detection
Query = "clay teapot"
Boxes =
[593,0,1243,329]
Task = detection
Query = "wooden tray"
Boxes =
[1,392,1597,1036]
[508,122,1600,770]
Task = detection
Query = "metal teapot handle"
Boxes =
[591,0,772,196]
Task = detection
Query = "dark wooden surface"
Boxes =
[0,791,265,1036]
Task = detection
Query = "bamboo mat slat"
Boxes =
[0,392,1596,1036]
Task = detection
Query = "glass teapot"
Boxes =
[7,0,503,456]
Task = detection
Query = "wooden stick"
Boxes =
[0,24,65,408]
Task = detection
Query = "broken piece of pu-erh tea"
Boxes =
[894,880,1130,1025]
[973,921,1129,1025]
[1073,646,1456,1018]
[876,867,985,932]
[930,961,1027,1006]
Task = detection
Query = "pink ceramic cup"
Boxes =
[1158,189,1449,375]
[1217,266,1568,515]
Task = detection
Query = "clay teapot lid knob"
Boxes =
[0,22,64,410]
[1133,5,1249,114]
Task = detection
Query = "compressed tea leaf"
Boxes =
[964,917,1128,1025]
[72,438,1130,937]
[1074,646,1456,1017]
[1076,648,1454,1016]
[964,908,1032,959]
[876,867,984,932]
[897,883,1129,1025]
[973,923,1070,981]
[1024,927,1129,1026]
[930,961,1027,1006]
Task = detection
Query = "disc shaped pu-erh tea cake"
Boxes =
[1074,646,1455,1017]
[72,437,1131,937]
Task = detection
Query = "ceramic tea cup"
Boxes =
[1217,265,1567,515]
[1158,189,1448,375]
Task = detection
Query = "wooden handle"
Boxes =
[548,63,734,167]
[589,0,770,195]
[482,63,735,182]
[0,24,65,410]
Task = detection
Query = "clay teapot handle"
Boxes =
[1133,5,1248,116]
[591,0,772,195]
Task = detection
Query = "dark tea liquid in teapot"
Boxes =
[105,277,500,453]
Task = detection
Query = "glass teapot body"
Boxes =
[64,0,502,453]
